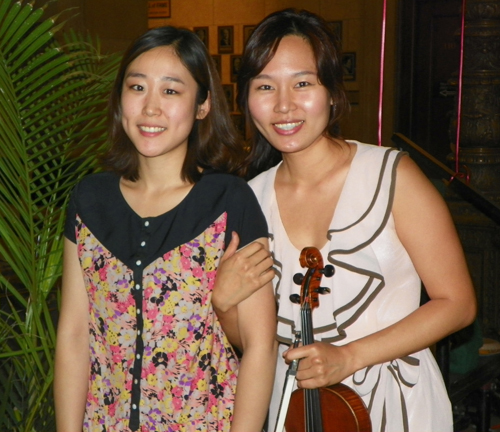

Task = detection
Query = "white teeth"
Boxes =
[274,121,303,131]
[139,126,166,133]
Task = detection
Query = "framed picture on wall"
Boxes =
[327,21,342,46]
[218,26,234,54]
[243,25,256,46]
[342,52,356,81]
[211,55,221,77]
[222,84,234,112]
[193,26,209,48]
[147,1,170,19]
[230,55,242,83]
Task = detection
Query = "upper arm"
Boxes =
[57,238,89,337]
[227,179,268,249]
[392,155,476,313]
[236,237,277,351]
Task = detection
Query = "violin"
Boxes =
[274,247,372,432]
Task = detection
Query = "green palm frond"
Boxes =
[0,1,121,430]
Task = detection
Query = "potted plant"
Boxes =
[0,1,120,430]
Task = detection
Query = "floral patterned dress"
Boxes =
[64,171,267,432]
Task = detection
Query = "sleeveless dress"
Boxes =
[64,171,267,432]
[249,141,452,432]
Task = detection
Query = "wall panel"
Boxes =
[40,0,398,148]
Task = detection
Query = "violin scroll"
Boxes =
[293,247,335,310]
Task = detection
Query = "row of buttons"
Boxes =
[129,219,150,423]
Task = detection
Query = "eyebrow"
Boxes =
[125,72,185,85]
[253,70,317,80]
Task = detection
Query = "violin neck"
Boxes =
[301,305,315,346]
[301,305,323,432]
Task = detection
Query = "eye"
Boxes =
[295,81,311,88]
[257,84,273,91]
[164,88,178,95]
[130,84,144,91]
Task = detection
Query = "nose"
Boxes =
[274,88,296,114]
[143,93,161,117]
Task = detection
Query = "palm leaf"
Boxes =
[0,1,121,430]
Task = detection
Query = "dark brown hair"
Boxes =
[103,26,246,182]
[237,9,349,175]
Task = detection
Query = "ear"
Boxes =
[196,91,211,120]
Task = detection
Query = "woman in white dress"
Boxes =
[212,8,477,432]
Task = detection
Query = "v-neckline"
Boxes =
[272,141,359,253]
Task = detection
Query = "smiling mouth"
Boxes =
[273,121,304,131]
[139,126,166,133]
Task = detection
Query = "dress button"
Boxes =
[138,330,141,335]
[135,284,140,290]
[132,404,137,410]
[144,221,150,227]
[136,354,141,359]
[141,241,146,247]
[137,309,141,314]
[136,260,141,266]
[134,379,138,384]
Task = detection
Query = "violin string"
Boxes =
[303,304,323,430]
[303,305,312,429]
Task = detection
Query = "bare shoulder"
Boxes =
[394,154,434,191]
[393,154,449,218]
[392,154,462,256]
[392,154,465,269]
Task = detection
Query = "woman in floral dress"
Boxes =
[54,26,277,432]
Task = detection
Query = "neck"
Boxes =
[279,138,351,186]
[134,158,190,195]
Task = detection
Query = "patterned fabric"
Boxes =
[249,141,453,432]
[66,171,267,432]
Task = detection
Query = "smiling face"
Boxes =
[121,45,210,162]
[247,35,333,156]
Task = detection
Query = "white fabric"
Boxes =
[249,141,452,432]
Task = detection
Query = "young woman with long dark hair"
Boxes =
[54,25,276,432]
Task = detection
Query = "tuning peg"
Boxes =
[293,273,304,285]
[315,287,331,295]
[289,294,301,304]
[320,265,335,277]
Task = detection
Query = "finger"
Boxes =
[221,231,240,263]
[254,253,275,275]
[239,246,273,271]
[295,364,318,382]
[257,267,275,285]
[284,345,310,362]
[235,239,265,259]
[296,376,323,389]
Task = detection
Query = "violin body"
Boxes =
[285,383,372,432]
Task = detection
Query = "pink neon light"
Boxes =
[454,0,466,176]
[378,0,387,146]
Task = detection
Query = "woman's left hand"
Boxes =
[283,342,356,389]
[212,232,275,313]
